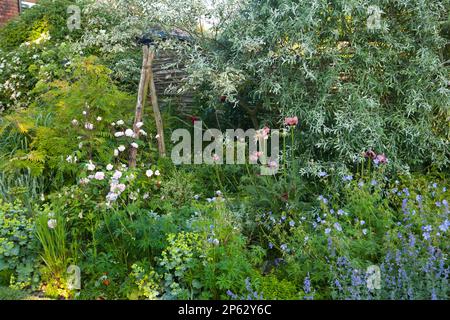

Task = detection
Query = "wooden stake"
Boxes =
[148,48,166,157]
[129,45,151,168]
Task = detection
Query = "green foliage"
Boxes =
[35,207,70,298]
[186,0,450,171]
[0,200,38,289]
[0,0,83,51]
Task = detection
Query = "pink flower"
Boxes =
[249,153,258,162]
[255,127,270,141]
[284,116,298,126]
[376,153,388,164]
[268,160,278,169]
[364,150,377,159]
[212,154,220,162]
[94,172,105,180]
[110,183,126,193]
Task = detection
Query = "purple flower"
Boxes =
[318,195,328,204]
[343,175,353,182]
[333,222,342,232]
[280,244,288,251]
[268,242,274,249]
[325,228,331,235]
[226,290,237,299]
[289,220,295,227]
[439,220,449,232]
[371,179,377,186]
[318,171,328,177]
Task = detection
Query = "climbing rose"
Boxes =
[125,129,135,137]
[94,172,105,180]
[112,170,122,180]
[114,131,124,137]
[86,161,95,171]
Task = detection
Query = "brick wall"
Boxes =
[0,0,38,26]
[0,0,20,25]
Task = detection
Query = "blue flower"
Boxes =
[318,195,328,204]
[289,220,295,227]
[280,244,288,251]
[360,220,366,225]
[362,229,368,235]
[333,222,342,232]
[226,290,237,299]
[325,228,331,235]
[318,171,328,177]
[371,179,378,186]
[439,220,449,232]
[268,242,274,249]
[343,175,353,182]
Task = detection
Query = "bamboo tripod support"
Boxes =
[129,45,166,168]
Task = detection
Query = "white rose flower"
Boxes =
[82,111,87,115]
[96,116,102,121]
[146,169,154,177]
[136,121,144,128]
[116,120,124,125]
[125,129,135,137]
[94,172,105,180]
[118,145,126,152]
[86,161,95,171]
[114,131,124,137]
[139,129,147,136]
[71,119,78,126]
[154,170,160,176]
[112,170,122,180]
[85,123,94,130]
[106,164,113,171]
[114,149,119,156]
[131,142,138,148]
